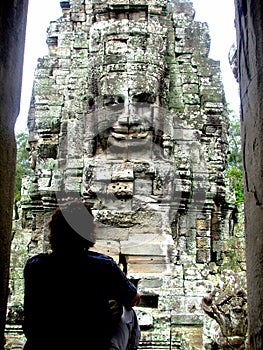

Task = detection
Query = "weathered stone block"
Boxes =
[134,178,152,196]
[196,236,210,249]
[127,256,168,273]
[57,46,71,58]
[108,181,133,197]
[111,162,134,181]
[184,280,213,296]
[196,219,209,230]
[95,224,129,241]
[121,240,165,256]
[196,249,211,263]
[128,224,162,235]
[138,277,163,290]
[92,240,120,258]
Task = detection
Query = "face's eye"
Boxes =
[117,96,124,104]
[132,93,155,104]
[103,95,125,108]
[88,97,95,108]
[104,97,115,106]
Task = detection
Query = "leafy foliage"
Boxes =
[226,166,244,203]
[226,113,244,203]
[15,132,32,202]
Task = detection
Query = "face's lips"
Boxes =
[111,129,150,140]
[109,119,150,139]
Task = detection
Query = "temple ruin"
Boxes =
[8,0,247,348]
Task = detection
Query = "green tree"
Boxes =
[15,132,31,203]
[226,112,244,203]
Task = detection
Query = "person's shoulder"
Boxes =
[85,251,121,270]
[25,253,50,268]
[86,250,114,262]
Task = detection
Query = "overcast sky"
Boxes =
[15,0,240,133]
[192,0,239,114]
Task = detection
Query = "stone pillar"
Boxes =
[234,1,263,348]
[0,1,28,348]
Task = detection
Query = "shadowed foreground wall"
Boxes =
[234,0,263,348]
[0,1,28,348]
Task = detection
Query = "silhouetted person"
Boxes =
[23,201,140,350]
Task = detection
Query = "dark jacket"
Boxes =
[23,251,137,350]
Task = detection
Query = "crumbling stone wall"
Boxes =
[10,0,245,348]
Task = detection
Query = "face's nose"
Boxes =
[117,113,129,125]
[117,101,141,126]
[128,109,140,126]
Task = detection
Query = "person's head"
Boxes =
[48,201,95,253]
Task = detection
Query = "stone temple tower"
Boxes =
[18,0,239,347]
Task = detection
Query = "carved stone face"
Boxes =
[74,2,202,268]
[82,9,184,231]
[86,1,168,160]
